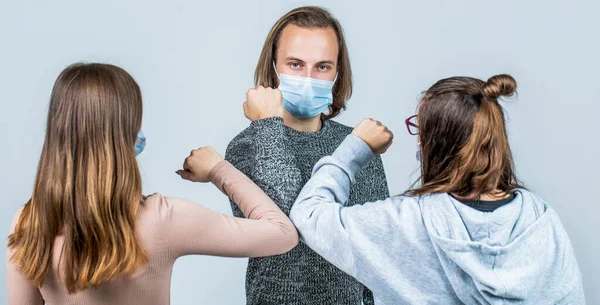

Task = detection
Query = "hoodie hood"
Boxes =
[420,190,584,304]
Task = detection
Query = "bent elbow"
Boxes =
[289,199,319,231]
[274,222,299,255]
[285,228,300,252]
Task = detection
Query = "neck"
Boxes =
[452,190,510,201]
[283,111,322,132]
[479,191,510,201]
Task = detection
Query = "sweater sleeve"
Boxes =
[225,117,303,215]
[6,209,45,305]
[359,155,389,305]
[155,160,298,258]
[289,134,395,279]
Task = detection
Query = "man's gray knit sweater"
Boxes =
[225,117,389,305]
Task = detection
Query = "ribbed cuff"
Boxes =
[250,116,284,129]
[208,160,233,191]
[331,134,374,178]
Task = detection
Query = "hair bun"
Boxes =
[483,74,517,100]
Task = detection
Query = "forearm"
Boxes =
[210,160,291,225]
[289,134,375,275]
[228,117,302,213]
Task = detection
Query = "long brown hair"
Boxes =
[407,74,525,200]
[254,6,352,119]
[8,63,147,293]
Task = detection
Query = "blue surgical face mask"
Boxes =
[273,62,336,119]
[416,143,421,161]
[135,130,146,156]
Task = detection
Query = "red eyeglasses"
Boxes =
[405,115,419,135]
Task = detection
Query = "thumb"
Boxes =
[381,140,393,154]
[176,169,194,181]
[243,101,251,120]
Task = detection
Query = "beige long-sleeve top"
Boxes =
[6,161,298,305]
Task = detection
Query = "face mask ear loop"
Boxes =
[272,61,282,79]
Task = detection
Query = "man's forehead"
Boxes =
[277,26,338,64]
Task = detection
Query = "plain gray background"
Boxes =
[1,0,598,303]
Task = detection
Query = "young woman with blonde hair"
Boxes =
[7,63,298,305]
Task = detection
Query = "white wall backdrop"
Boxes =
[1,0,598,303]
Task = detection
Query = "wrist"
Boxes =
[350,132,370,150]
[331,135,375,178]
[259,110,283,120]
[208,160,229,183]
[258,115,282,120]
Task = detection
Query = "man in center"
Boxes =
[225,6,389,304]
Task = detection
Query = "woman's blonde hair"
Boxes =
[8,63,147,293]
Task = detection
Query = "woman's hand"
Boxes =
[352,118,394,155]
[176,147,224,182]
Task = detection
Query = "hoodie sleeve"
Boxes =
[289,134,395,278]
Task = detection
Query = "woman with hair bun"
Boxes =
[266,74,584,304]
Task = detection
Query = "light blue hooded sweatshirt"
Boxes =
[289,134,585,305]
